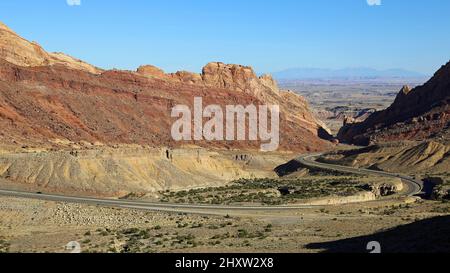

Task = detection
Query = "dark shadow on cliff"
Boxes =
[274,160,304,177]
[306,216,450,253]
[318,127,334,141]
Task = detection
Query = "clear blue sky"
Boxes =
[1,0,449,75]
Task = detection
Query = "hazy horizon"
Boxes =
[1,0,449,75]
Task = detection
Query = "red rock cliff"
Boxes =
[0,22,332,152]
[338,61,450,145]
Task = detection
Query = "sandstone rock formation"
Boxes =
[136,65,166,78]
[201,62,259,91]
[259,74,279,92]
[363,180,403,197]
[338,62,450,145]
[343,116,356,126]
[0,22,331,153]
[137,62,281,98]
[323,107,377,124]
[171,70,204,85]
[0,148,287,196]
[319,141,450,174]
[0,22,101,74]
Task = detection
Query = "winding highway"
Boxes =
[0,153,423,214]
[297,154,424,197]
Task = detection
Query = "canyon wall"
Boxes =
[0,21,332,153]
[338,62,450,145]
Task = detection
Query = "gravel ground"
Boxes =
[0,196,449,253]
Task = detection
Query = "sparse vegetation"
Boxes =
[160,177,368,205]
[0,237,10,253]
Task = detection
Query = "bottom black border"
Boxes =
[0,253,446,272]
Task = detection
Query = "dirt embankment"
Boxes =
[320,141,450,176]
[0,147,290,197]
[304,191,377,206]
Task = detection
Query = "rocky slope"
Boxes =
[338,62,450,145]
[136,62,282,104]
[318,106,376,123]
[0,147,287,196]
[0,22,101,74]
[319,141,450,174]
[0,22,331,153]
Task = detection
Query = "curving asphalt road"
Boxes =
[0,153,423,214]
[297,153,423,197]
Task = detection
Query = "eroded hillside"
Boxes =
[0,147,289,197]
[319,141,450,175]
[0,22,335,195]
[338,62,450,145]
[0,22,331,153]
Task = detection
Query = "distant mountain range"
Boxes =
[272,67,428,80]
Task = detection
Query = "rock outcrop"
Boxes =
[136,65,166,78]
[338,62,450,145]
[0,148,286,196]
[172,70,204,85]
[137,62,281,97]
[431,184,450,200]
[0,22,101,74]
[202,62,259,91]
[259,74,279,92]
[363,181,403,197]
[319,141,450,174]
